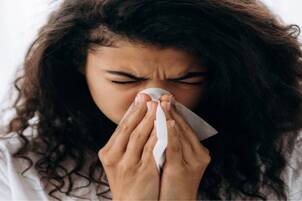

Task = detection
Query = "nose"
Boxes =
[143,80,169,90]
[137,80,174,99]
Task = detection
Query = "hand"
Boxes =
[158,94,211,200]
[98,93,160,200]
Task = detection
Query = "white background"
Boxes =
[0,0,302,109]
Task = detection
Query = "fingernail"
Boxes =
[161,101,170,111]
[167,101,171,111]
[147,101,152,112]
[165,95,174,111]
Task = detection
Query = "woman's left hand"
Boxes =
[158,94,211,200]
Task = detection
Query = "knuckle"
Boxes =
[204,147,210,154]
[144,111,154,119]
[132,102,145,112]
[197,145,210,156]
[98,148,105,159]
[168,132,181,152]
[169,142,181,153]
[129,131,143,142]
[131,101,141,110]
[119,123,131,133]
[98,148,118,167]
[204,155,211,164]
[99,154,114,166]
[198,154,211,164]
[98,147,110,160]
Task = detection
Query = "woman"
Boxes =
[1,0,302,200]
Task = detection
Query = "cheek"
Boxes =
[172,87,204,110]
[85,73,137,124]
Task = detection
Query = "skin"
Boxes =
[84,40,211,200]
[84,40,208,124]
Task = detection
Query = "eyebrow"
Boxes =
[105,70,208,81]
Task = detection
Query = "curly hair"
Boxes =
[1,0,302,200]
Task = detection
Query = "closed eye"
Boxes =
[111,80,204,85]
[111,80,140,84]
[109,71,208,85]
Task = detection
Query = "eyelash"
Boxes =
[111,80,204,85]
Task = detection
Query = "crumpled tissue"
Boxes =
[137,88,218,171]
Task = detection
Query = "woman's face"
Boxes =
[84,40,208,124]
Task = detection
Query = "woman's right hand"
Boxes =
[98,93,160,200]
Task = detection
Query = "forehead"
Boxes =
[88,40,203,71]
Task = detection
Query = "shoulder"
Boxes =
[281,129,302,200]
[0,126,38,180]
[0,126,36,157]
[0,114,39,155]
[0,128,35,200]
[0,127,111,200]
[0,127,37,175]
[282,129,302,168]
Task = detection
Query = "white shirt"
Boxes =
[0,130,112,201]
[0,130,301,201]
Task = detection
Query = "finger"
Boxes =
[170,103,208,155]
[160,100,173,121]
[174,123,195,165]
[141,126,158,171]
[105,93,150,154]
[165,120,183,166]
[119,93,152,124]
[124,101,158,163]
[159,94,173,102]
[160,94,174,122]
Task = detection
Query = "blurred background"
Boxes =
[0,0,302,111]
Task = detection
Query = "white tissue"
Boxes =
[138,88,218,171]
